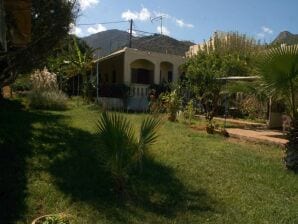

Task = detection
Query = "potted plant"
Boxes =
[32,213,70,224]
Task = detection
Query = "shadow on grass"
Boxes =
[44,125,217,222]
[0,99,65,223]
[0,99,218,223]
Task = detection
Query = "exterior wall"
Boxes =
[186,32,228,58]
[186,44,200,58]
[98,97,124,110]
[124,48,186,85]
[95,48,186,110]
[97,54,124,84]
[98,96,149,112]
[160,62,174,83]
[186,40,215,58]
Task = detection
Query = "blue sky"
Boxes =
[71,0,298,43]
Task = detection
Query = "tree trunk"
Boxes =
[72,77,74,96]
[0,87,3,100]
[77,75,80,96]
[284,117,298,173]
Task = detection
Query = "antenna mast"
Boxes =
[151,16,163,35]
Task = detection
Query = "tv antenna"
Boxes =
[151,16,163,35]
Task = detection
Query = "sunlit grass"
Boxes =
[1,98,298,224]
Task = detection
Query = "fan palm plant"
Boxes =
[96,112,161,194]
[258,44,298,172]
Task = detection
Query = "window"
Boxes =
[131,68,153,84]
[168,71,173,82]
[112,70,116,83]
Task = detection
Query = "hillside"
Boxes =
[82,29,193,57]
[82,29,130,57]
[272,31,298,45]
[132,34,193,56]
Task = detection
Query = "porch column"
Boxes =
[123,57,131,84]
[154,62,160,84]
[173,65,180,82]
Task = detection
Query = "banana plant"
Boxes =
[68,37,99,99]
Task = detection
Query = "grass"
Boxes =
[1,98,298,224]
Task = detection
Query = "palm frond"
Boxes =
[96,112,136,176]
[96,112,161,182]
[135,116,161,170]
[258,44,298,117]
[138,117,161,149]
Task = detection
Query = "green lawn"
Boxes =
[1,98,298,224]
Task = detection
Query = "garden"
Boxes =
[1,2,298,223]
[1,97,298,224]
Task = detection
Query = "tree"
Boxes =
[46,35,94,95]
[183,32,261,133]
[258,44,298,171]
[184,51,225,132]
[0,0,78,88]
[96,112,160,195]
[67,37,95,98]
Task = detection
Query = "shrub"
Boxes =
[11,75,32,92]
[96,112,160,195]
[28,90,68,110]
[148,89,165,114]
[28,68,68,110]
[238,95,267,120]
[161,90,181,121]
[183,99,195,124]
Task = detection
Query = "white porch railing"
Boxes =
[129,84,150,97]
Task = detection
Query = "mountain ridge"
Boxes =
[82,29,194,57]
[272,31,298,45]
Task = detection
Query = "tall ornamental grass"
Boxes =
[28,68,68,110]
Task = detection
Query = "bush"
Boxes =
[161,90,181,122]
[11,75,32,92]
[28,68,68,110]
[238,95,267,120]
[183,99,195,124]
[97,112,161,195]
[28,90,68,110]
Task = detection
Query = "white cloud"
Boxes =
[139,8,151,21]
[121,7,193,34]
[153,11,194,29]
[257,33,265,38]
[175,19,194,28]
[131,30,140,37]
[78,0,99,10]
[257,26,273,39]
[69,23,83,36]
[87,24,107,34]
[121,10,138,20]
[157,26,170,36]
[262,26,273,34]
[122,7,151,21]
[153,11,171,19]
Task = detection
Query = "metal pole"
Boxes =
[160,17,163,35]
[224,80,228,129]
[129,19,133,48]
